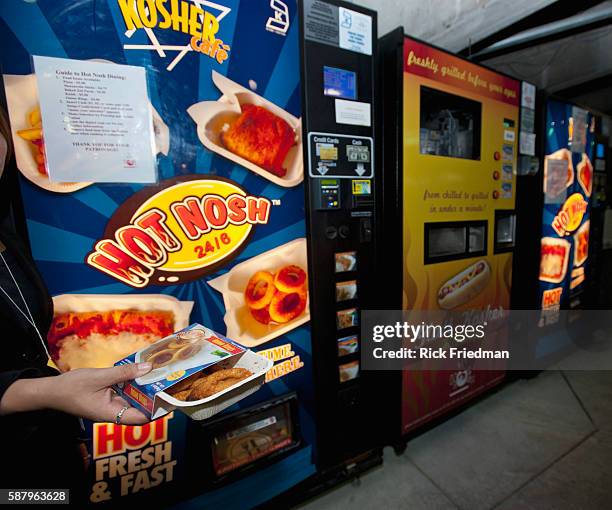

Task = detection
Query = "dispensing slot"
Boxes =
[425,221,488,264]
[494,210,516,253]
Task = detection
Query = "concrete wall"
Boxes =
[348,0,555,51]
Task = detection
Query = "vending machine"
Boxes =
[379,29,520,438]
[299,0,380,475]
[0,0,379,507]
[512,97,596,363]
[538,99,594,312]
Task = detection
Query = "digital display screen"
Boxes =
[321,179,339,186]
[323,66,357,100]
[597,143,605,159]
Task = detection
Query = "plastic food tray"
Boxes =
[157,350,273,421]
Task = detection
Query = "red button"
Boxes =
[493,170,500,180]
[494,151,501,161]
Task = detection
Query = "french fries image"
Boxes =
[16,105,46,176]
[28,106,42,127]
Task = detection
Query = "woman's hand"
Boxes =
[1,363,153,425]
[47,363,154,425]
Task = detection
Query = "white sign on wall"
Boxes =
[34,56,157,183]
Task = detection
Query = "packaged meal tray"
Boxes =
[113,323,272,420]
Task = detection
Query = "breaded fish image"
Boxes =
[187,368,252,401]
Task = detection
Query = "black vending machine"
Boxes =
[298,0,381,478]
[190,0,384,505]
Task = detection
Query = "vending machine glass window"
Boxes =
[425,221,488,263]
[420,86,482,160]
[495,211,517,253]
[427,226,466,258]
[469,224,487,253]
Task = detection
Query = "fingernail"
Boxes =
[137,362,152,373]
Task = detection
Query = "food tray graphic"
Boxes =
[208,238,310,347]
[50,294,193,371]
[187,70,303,188]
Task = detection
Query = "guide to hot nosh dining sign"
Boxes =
[33,55,157,184]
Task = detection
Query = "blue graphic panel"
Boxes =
[538,99,595,311]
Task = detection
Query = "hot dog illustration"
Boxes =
[437,260,491,310]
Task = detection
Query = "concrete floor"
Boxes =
[299,370,612,510]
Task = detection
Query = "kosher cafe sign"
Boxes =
[87,176,272,287]
[116,0,233,70]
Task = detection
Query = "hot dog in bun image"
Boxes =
[437,260,491,310]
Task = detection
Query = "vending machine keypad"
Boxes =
[315,179,341,210]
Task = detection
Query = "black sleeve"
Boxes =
[0,367,46,403]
